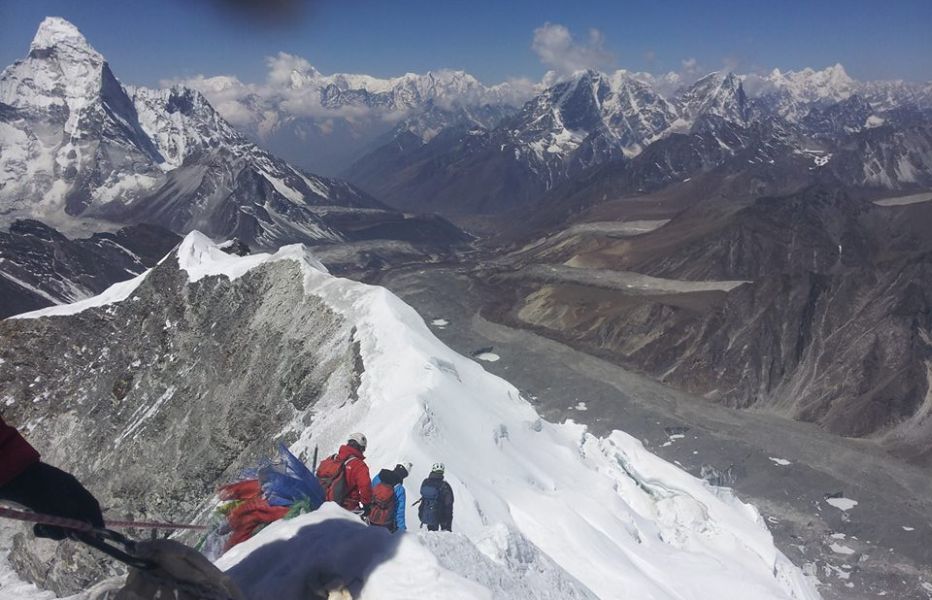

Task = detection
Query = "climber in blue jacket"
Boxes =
[370,463,411,531]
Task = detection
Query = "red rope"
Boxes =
[0,506,206,531]
[105,519,207,531]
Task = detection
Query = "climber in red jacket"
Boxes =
[316,432,372,511]
[0,416,104,539]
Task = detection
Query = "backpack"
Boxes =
[418,479,441,527]
[368,482,397,529]
[316,454,355,505]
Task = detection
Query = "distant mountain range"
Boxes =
[0,18,469,316]
[340,66,932,220]
[0,18,467,247]
[176,60,528,175]
[178,54,932,215]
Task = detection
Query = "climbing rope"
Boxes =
[101,519,208,531]
[0,506,236,600]
[0,505,99,533]
[0,506,207,531]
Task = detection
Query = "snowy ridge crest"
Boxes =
[13,233,820,599]
[176,231,328,282]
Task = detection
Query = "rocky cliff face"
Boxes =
[0,243,363,591]
[0,220,180,318]
[489,187,932,464]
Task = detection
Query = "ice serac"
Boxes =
[1,232,819,600]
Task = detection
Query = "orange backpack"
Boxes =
[368,482,397,529]
[316,454,355,505]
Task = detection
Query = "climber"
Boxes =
[315,432,372,512]
[369,463,412,532]
[0,416,104,539]
[418,463,454,532]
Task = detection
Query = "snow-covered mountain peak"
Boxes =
[283,62,323,91]
[676,70,748,124]
[768,63,856,101]
[821,63,853,84]
[748,64,863,121]
[29,16,98,58]
[263,57,490,106]
[0,16,107,109]
[29,16,92,52]
[22,16,105,88]
[605,68,639,87]
[0,17,415,248]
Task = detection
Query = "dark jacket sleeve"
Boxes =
[440,481,454,531]
[0,416,40,487]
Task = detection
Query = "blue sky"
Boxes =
[1,0,930,86]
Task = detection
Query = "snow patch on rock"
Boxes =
[825,497,858,511]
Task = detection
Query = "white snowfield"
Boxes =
[13,232,821,600]
[520,264,750,294]
[872,192,932,206]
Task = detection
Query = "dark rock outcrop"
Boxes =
[0,220,181,318]
[0,255,362,591]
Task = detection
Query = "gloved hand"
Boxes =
[0,462,104,540]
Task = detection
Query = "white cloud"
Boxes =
[483,77,541,106]
[317,118,334,136]
[166,49,543,140]
[721,55,741,73]
[161,74,259,127]
[531,23,614,76]
[265,52,320,89]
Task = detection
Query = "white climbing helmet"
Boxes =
[348,432,368,450]
[431,462,445,474]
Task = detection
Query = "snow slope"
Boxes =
[12,232,821,600]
